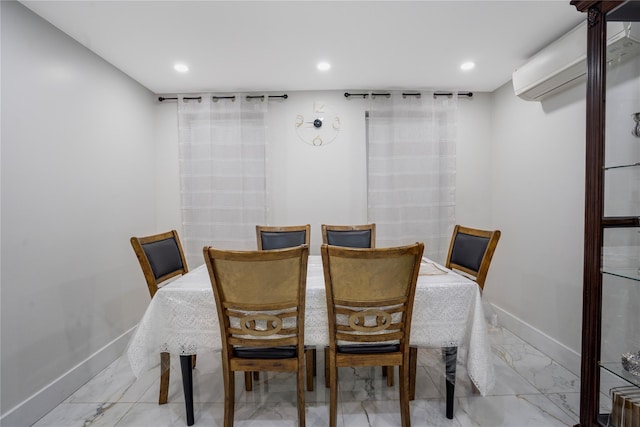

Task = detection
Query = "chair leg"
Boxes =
[444,346,458,420]
[399,361,411,427]
[386,366,394,386]
[244,372,253,391]
[409,346,417,401]
[159,352,170,405]
[312,348,317,376]
[222,363,235,427]
[329,353,338,427]
[324,346,330,388]
[305,348,314,391]
[297,361,306,427]
[192,354,197,369]
[253,371,259,380]
[382,365,395,386]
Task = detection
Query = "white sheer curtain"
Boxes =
[367,92,457,263]
[178,95,267,267]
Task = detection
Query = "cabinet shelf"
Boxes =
[604,161,640,170]
[602,268,640,282]
[596,364,640,427]
[600,362,640,387]
[602,217,640,228]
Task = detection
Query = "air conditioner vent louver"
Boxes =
[513,22,640,101]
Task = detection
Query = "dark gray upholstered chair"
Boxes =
[321,223,376,248]
[432,224,500,419]
[130,230,190,405]
[131,230,188,299]
[256,224,310,250]
[445,225,501,292]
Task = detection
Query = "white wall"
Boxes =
[154,101,182,231]
[265,92,368,254]
[456,93,494,228]
[1,2,161,424]
[488,79,588,371]
[487,57,640,374]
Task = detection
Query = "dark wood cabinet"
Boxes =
[571,1,640,426]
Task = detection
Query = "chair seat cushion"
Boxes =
[233,345,298,359]
[336,344,400,354]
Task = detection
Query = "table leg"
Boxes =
[444,346,457,419]
[179,355,195,426]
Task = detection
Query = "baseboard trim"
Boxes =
[490,302,581,376]
[0,326,137,427]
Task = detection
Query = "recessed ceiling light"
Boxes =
[174,63,189,73]
[317,62,331,71]
[460,61,475,71]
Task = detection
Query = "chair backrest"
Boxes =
[130,230,188,298]
[321,243,424,350]
[256,224,310,250]
[321,223,376,248]
[445,225,501,291]
[203,245,309,356]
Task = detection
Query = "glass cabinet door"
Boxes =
[598,17,640,425]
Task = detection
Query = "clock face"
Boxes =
[294,102,341,146]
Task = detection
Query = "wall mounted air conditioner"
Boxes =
[513,21,640,101]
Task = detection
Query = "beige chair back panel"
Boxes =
[213,257,301,306]
[329,256,415,304]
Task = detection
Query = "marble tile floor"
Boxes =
[33,325,587,427]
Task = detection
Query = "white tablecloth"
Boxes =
[126,256,495,395]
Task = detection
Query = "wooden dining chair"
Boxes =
[321,223,398,387]
[203,245,311,427]
[253,223,315,389]
[256,224,310,250]
[130,229,190,405]
[445,224,501,292]
[321,242,424,427]
[418,224,500,418]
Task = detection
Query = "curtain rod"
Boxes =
[344,91,473,99]
[211,96,236,101]
[435,92,473,98]
[246,94,288,100]
[158,96,202,102]
[158,94,288,102]
[344,92,395,99]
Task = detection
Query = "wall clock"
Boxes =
[294,102,341,146]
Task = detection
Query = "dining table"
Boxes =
[126,255,495,425]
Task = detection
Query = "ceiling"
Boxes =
[20,1,586,95]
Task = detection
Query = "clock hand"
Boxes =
[301,119,323,128]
